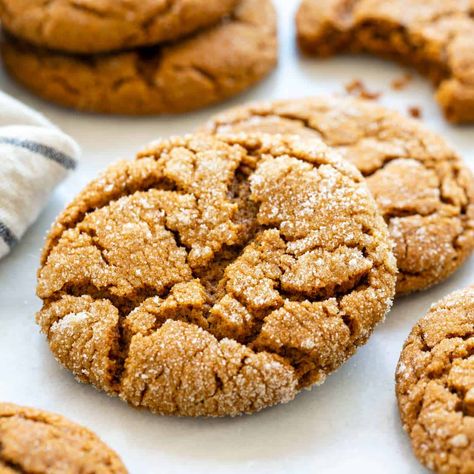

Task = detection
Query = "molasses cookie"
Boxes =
[0,403,127,473]
[36,133,396,417]
[0,0,240,54]
[296,0,474,123]
[396,287,474,474]
[202,97,474,295]
[0,0,276,115]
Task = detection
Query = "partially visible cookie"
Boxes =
[0,0,276,115]
[396,287,474,474]
[202,97,474,295]
[0,0,240,54]
[296,0,474,123]
[36,133,396,416]
[0,403,127,473]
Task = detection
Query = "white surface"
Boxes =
[0,1,472,473]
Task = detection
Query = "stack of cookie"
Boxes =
[0,0,277,114]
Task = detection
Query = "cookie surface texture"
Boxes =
[296,0,474,123]
[202,97,474,295]
[36,133,396,417]
[0,403,127,474]
[0,0,277,115]
[0,0,240,54]
[396,287,474,474]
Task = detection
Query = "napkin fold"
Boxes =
[0,91,80,259]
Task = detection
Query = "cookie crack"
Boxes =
[68,1,108,19]
[0,459,27,474]
[0,443,28,474]
[140,1,174,32]
[48,73,81,96]
[187,64,220,92]
[42,175,179,264]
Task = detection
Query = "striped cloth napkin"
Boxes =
[0,91,80,259]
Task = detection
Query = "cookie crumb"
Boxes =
[408,106,422,119]
[345,79,381,100]
[391,73,413,90]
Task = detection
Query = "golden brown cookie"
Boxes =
[36,133,396,417]
[296,0,474,123]
[0,403,127,473]
[0,0,240,54]
[396,287,474,474]
[0,0,277,115]
[202,97,474,295]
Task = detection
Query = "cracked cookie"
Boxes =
[201,97,474,295]
[0,0,276,115]
[0,0,240,54]
[0,403,127,473]
[396,287,474,474]
[36,133,397,417]
[296,0,474,123]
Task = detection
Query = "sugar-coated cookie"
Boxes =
[36,133,396,416]
[0,403,127,473]
[396,287,474,474]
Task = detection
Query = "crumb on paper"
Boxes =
[408,106,422,119]
[344,79,381,100]
[391,73,413,90]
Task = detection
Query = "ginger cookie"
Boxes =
[396,287,474,474]
[36,133,396,417]
[0,0,276,115]
[0,0,240,54]
[296,0,474,123]
[201,97,474,295]
[0,403,127,473]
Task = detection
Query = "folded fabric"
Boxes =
[0,91,80,259]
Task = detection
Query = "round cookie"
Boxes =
[0,0,276,115]
[0,403,127,473]
[0,0,240,54]
[296,0,474,123]
[201,97,474,295]
[396,287,474,474]
[36,133,396,417]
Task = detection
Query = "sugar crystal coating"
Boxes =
[202,97,474,295]
[37,133,397,416]
[0,403,127,473]
[396,287,474,474]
